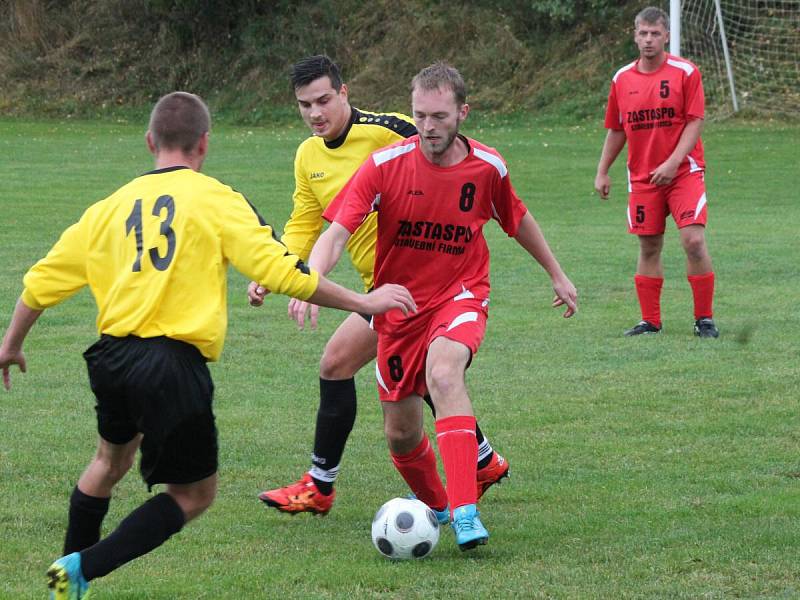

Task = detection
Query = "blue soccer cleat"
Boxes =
[407,494,449,526]
[431,505,450,526]
[451,504,489,551]
[47,552,90,600]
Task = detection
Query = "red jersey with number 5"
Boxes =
[325,134,528,334]
[604,54,705,192]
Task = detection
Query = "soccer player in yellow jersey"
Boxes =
[252,56,509,516]
[0,92,413,600]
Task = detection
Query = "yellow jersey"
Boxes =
[22,166,319,361]
[282,108,416,291]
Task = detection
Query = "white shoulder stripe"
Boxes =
[373,143,416,166]
[473,148,507,178]
[667,58,695,76]
[612,62,637,83]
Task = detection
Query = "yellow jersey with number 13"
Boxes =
[22,166,318,361]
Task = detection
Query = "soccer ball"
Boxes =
[371,497,440,559]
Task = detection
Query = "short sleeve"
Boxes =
[684,68,705,120]
[604,80,623,130]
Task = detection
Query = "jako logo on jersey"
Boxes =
[310,171,325,180]
[396,220,473,243]
[407,189,424,196]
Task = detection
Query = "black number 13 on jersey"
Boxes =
[125,195,177,271]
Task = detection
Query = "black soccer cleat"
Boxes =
[694,317,719,338]
[624,320,661,336]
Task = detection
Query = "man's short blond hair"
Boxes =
[411,62,467,106]
[148,92,210,153]
[635,6,669,31]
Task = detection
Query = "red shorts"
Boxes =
[375,297,488,402]
[627,171,708,235]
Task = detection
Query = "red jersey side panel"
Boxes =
[332,135,527,334]
[604,54,706,191]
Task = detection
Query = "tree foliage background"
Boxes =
[0,0,640,121]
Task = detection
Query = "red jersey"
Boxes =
[604,53,705,191]
[325,135,528,334]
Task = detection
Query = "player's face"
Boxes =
[634,21,669,60]
[412,86,468,160]
[295,76,351,141]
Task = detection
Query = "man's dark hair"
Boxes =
[291,55,343,91]
[411,61,467,106]
[148,92,210,153]
[635,6,669,30]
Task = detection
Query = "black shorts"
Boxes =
[83,335,218,489]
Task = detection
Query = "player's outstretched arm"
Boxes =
[594,129,627,199]
[308,278,416,318]
[0,298,43,390]
[513,212,578,318]
[288,222,354,329]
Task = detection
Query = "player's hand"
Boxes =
[649,160,678,186]
[594,173,611,199]
[288,297,320,330]
[247,281,271,307]
[0,347,26,391]
[362,284,417,316]
[551,276,578,318]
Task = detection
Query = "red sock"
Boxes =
[634,274,663,328]
[688,272,715,319]
[390,435,448,511]
[435,415,477,514]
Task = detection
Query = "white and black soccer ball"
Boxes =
[371,497,440,559]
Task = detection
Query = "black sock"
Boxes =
[80,492,185,581]
[311,378,357,496]
[63,486,111,554]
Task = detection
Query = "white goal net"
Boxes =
[680,0,800,117]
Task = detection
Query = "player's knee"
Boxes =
[168,481,217,522]
[320,343,357,380]
[426,363,462,400]
[91,452,134,485]
[384,421,419,453]
[682,234,707,260]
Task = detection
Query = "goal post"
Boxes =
[671,0,800,118]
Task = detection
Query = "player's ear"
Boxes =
[459,103,469,122]
[339,83,349,100]
[145,131,157,156]
[197,132,209,158]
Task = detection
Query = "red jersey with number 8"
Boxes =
[325,134,528,334]
[604,54,705,192]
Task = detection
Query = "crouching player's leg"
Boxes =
[48,336,218,600]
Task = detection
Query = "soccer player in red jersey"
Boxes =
[594,6,719,338]
[292,62,578,550]
[250,56,509,516]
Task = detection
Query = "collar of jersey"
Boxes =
[142,165,191,176]
[323,107,357,150]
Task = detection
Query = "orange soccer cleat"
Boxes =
[476,452,510,501]
[258,473,335,515]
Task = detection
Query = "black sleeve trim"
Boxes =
[351,108,417,139]
[292,256,311,274]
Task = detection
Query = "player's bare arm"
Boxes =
[595,129,627,199]
[289,222,353,329]
[306,276,415,320]
[512,212,578,318]
[0,299,43,390]
[649,118,704,186]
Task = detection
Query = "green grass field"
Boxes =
[1,116,798,599]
